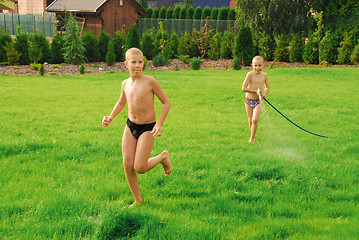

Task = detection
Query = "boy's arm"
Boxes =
[151,79,170,136]
[262,74,270,98]
[241,72,257,94]
[102,81,127,127]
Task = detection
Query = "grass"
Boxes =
[0,67,358,239]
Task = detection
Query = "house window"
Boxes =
[119,0,123,6]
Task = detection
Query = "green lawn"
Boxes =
[1,67,358,239]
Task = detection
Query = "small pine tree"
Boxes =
[50,34,64,64]
[192,6,202,31]
[227,9,236,28]
[337,32,354,65]
[141,32,155,60]
[234,25,254,66]
[178,32,197,57]
[231,57,241,70]
[3,41,21,65]
[319,31,339,64]
[159,7,166,19]
[38,64,45,76]
[82,31,99,62]
[28,33,42,63]
[113,28,126,62]
[106,39,116,66]
[350,42,359,64]
[98,30,111,62]
[151,7,160,28]
[169,32,179,58]
[78,64,85,74]
[36,32,52,63]
[210,8,219,31]
[63,13,86,65]
[208,32,222,60]
[125,24,141,52]
[220,30,234,59]
[216,7,229,33]
[172,6,181,33]
[259,35,276,61]
[0,33,12,62]
[190,57,201,70]
[185,6,194,33]
[274,35,289,62]
[14,29,30,65]
[178,8,187,34]
[289,34,304,63]
[303,34,319,64]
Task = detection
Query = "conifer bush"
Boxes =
[169,32,179,58]
[159,7,166,19]
[234,25,254,66]
[82,31,99,62]
[38,63,45,76]
[303,34,319,64]
[152,53,166,67]
[210,8,219,31]
[28,33,42,63]
[289,34,304,63]
[0,33,12,62]
[231,57,242,70]
[14,29,30,65]
[36,32,52,63]
[185,6,194,33]
[227,9,236,28]
[151,7,159,28]
[200,6,211,28]
[63,13,86,65]
[141,32,155,60]
[208,33,222,60]
[179,8,187,34]
[125,24,141,53]
[259,35,276,61]
[98,30,111,62]
[165,7,174,33]
[319,31,339,64]
[50,34,64,64]
[274,35,289,62]
[190,57,201,70]
[78,64,85,74]
[337,32,354,65]
[192,6,202,31]
[113,29,126,62]
[220,30,234,59]
[106,39,116,66]
[216,7,229,33]
[172,6,181,34]
[3,41,21,65]
[350,42,359,64]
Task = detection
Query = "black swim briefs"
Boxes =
[126,118,156,139]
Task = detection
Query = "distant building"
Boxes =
[1,0,53,14]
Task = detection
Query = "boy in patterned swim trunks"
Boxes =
[102,48,172,207]
[242,56,270,143]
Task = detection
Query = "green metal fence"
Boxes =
[0,13,56,37]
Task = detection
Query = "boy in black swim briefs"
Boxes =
[242,56,270,143]
[102,48,172,207]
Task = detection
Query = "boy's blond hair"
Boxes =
[125,48,143,61]
[252,55,264,63]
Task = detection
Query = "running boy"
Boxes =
[102,48,172,207]
[242,56,270,143]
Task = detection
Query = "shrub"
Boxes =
[50,34,64,64]
[63,13,86,65]
[98,30,111,62]
[259,35,276,61]
[337,32,354,65]
[30,62,40,70]
[319,31,339,64]
[3,41,21,65]
[185,6,194,33]
[141,32,155,60]
[82,31,99,62]
[106,39,116,66]
[303,34,319,64]
[113,28,126,62]
[178,32,197,58]
[210,8,219,31]
[227,9,236,28]
[208,33,222,60]
[172,6,181,33]
[125,24,141,52]
[289,34,304,63]
[143,56,147,70]
[192,6,202,31]
[38,64,45,76]
[231,57,242,70]
[152,53,166,67]
[234,25,254,66]
[178,8,187,34]
[200,6,211,28]
[151,7,159,28]
[220,30,234,59]
[162,44,173,63]
[0,33,12,62]
[79,64,85,74]
[169,32,179,58]
[178,55,190,64]
[350,42,359,64]
[14,30,30,65]
[165,7,173,19]
[145,8,152,18]
[274,35,289,62]
[34,32,52,63]
[28,33,42,63]
[190,57,201,70]
[192,19,213,59]
[216,7,229,33]
[159,6,166,19]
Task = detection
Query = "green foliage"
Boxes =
[63,13,86,65]
[259,35,276,61]
[337,32,354,65]
[227,9,236,28]
[210,8,219,20]
[105,39,116,66]
[216,7,229,33]
[220,30,234,59]
[0,32,12,62]
[38,63,45,76]
[159,7,166,19]
[208,32,222,60]
[185,6,194,33]
[200,6,211,27]
[50,34,64,64]
[78,64,85,74]
[14,30,30,65]
[350,42,359,64]
[165,7,173,19]
[28,33,42,64]
[172,6,181,33]
[113,28,126,62]
[289,34,304,63]
[274,35,289,62]
[234,25,254,66]
[192,19,213,59]
[125,24,141,53]
[138,0,148,9]
[145,7,152,18]
[193,6,202,31]
[3,40,21,65]
[178,32,196,57]
[169,32,179,58]
[98,30,111,62]
[152,53,166,66]
[319,31,339,64]
[143,56,147,70]
[141,32,155,60]
[82,31,99,62]
[178,54,190,64]
[190,57,201,70]
[30,62,40,70]
[303,33,319,64]
[154,22,169,57]
[231,57,242,70]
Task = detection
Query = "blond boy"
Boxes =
[242,56,270,143]
[102,48,172,207]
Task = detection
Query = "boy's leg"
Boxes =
[245,103,254,141]
[249,105,262,142]
[122,127,143,204]
[134,132,172,175]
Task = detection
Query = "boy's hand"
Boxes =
[151,124,162,137]
[102,116,113,127]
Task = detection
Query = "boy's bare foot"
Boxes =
[129,201,143,208]
[249,137,256,143]
[160,150,172,176]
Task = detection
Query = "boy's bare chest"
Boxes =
[125,82,153,102]
[251,75,265,86]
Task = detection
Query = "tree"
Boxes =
[138,0,148,9]
[106,39,116,66]
[14,29,30,65]
[159,6,166,19]
[185,6,194,33]
[113,28,126,62]
[0,33,12,62]
[192,6,202,31]
[200,6,211,28]
[125,24,141,52]
[141,32,155,60]
[289,33,304,63]
[63,13,86,64]
[216,7,229,33]
[98,30,111,62]
[82,31,99,62]
[220,30,234,59]
[234,25,254,66]
[337,32,354,64]
[50,34,64,64]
